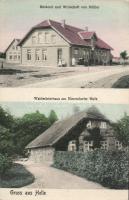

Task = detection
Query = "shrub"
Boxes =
[0,154,12,176]
[53,150,129,189]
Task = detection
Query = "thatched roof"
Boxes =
[26,106,109,149]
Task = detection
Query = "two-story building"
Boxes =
[26,106,123,163]
[5,39,21,64]
[17,19,113,67]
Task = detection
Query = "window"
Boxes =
[45,32,49,43]
[100,141,108,150]
[100,122,107,129]
[27,49,31,60]
[42,49,47,61]
[18,55,20,60]
[74,48,79,55]
[32,36,36,44]
[14,55,17,60]
[68,140,76,152]
[35,49,40,61]
[86,121,92,129]
[51,35,56,43]
[83,141,93,151]
[9,55,12,60]
[115,140,122,150]
[12,46,15,50]
[38,32,43,43]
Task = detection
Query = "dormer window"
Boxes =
[86,121,92,129]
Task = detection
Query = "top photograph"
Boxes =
[0,0,129,88]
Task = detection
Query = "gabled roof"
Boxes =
[5,39,21,53]
[78,31,97,40]
[96,38,113,50]
[19,19,113,50]
[26,106,109,149]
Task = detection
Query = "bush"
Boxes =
[0,154,12,176]
[53,150,129,189]
[112,75,129,88]
[0,163,35,188]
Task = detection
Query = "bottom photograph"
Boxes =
[0,102,128,189]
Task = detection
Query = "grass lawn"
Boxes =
[0,163,34,188]
[112,75,129,88]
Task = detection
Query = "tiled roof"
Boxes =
[79,31,96,39]
[96,38,113,50]
[19,19,113,50]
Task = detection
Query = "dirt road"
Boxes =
[20,161,104,189]
[22,66,129,88]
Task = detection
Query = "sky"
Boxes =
[0,102,129,122]
[0,0,129,56]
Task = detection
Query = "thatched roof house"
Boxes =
[26,106,120,163]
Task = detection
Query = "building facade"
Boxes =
[5,39,21,64]
[26,106,123,164]
[17,19,113,67]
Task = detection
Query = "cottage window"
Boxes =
[51,35,56,43]
[83,141,93,151]
[27,49,31,60]
[12,46,15,50]
[35,49,40,61]
[86,121,92,129]
[115,140,122,150]
[100,141,108,150]
[74,48,79,55]
[100,122,107,129]
[68,140,76,152]
[32,36,36,44]
[42,49,47,61]
[18,55,20,60]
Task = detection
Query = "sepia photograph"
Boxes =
[0,0,129,88]
[0,101,128,189]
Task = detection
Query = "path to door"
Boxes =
[19,161,104,189]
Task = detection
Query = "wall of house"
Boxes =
[71,46,111,66]
[21,28,70,67]
[71,46,91,65]
[29,147,55,164]
[6,40,21,64]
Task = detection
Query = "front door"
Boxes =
[57,48,62,66]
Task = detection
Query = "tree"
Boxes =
[12,111,51,154]
[113,114,129,146]
[48,110,58,124]
[0,125,14,155]
[120,50,128,65]
[0,106,14,128]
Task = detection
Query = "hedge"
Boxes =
[53,150,129,189]
[0,154,12,176]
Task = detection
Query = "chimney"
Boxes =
[61,20,66,28]
[85,26,88,31]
